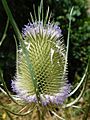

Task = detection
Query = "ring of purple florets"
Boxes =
[12,80,71,106]
[22,21,62,39]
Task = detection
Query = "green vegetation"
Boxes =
[0,0,90,120]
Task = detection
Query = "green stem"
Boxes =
[63,75,87,108]
[0,18,9,46]
[0,68,22,105]
[64,58,90,110]
[1,0,21,40]
[1,0,41,104]
[51,110,65,120]
[69,62,88,97]
[64,7,74,73]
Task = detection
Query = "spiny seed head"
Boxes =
[12,2,71,106]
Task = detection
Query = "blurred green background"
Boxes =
[0,0,90,90]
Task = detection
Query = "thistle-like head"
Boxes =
[12,1,71,106]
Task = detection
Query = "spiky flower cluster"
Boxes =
[12,11,71,106]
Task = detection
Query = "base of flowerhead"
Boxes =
[12,80,71,106]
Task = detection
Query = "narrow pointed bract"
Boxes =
[12,1,71,106]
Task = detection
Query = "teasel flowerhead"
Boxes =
[12,2,71,106]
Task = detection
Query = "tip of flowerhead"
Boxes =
[22,21,62,39]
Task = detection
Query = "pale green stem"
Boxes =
[0,86,7,95]
[64,7,74,73]
[63,75,87,108]
[64,59,89,108]
[51,110,65,120]
[69,63,88,96]
[0,18,9,46]
[0,68,22,105]
[1,0,41,105]
[13,35,19,76]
